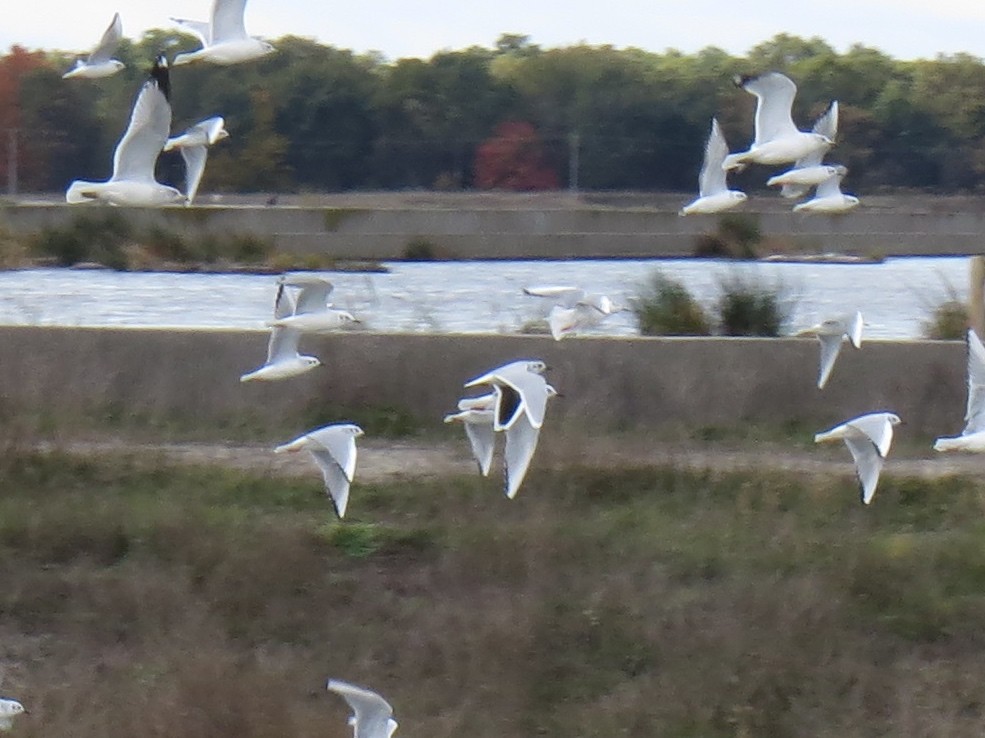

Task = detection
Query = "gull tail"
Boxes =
[933,436,960,453]
[66,180,100,203]
[814,429,838,444]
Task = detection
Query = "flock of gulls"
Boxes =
[4,0,983,730]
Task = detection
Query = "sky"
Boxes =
[4,0,985,62]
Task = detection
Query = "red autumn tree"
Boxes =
[473,120,560,191]
[0,46,49,190]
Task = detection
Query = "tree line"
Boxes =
[2,31,985,195]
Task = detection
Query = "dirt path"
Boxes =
[32,436,985,483]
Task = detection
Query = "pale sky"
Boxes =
[3,0,985,62]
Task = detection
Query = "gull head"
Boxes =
[730,192,748,204]
[256,40,277,57]
[337,311,360,325]
[524,360,548,375]
[887,414,902,427]
[108,60,126,74]
[337,424,365,438]
[302,357,322,370]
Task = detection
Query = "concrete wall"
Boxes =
[4,194,985,260]
[0,327,967,440]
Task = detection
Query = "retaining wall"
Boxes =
[0,327,967,441]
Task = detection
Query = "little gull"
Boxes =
[62,12,125,79]
[65,56,185,207]
[444,393,496,477]
[792,166,859,213]
[276,424,364,518]
[679,118,747,215]
[327,680,397,738]
[797,311,863,389]
[814,411,901,504]
[240,281,320,381]
[722,72,832,171]
[523,285,621,340]
[163,116,228,206]
[934,329,985,452]
[267,274,359,333]
[766,101,841,199]
[172,0,276,66]
[0,699,25,731]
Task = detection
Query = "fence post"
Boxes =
[970,256,985,340]
[568,132,579,193]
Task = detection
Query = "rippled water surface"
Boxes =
[0,257,970,339]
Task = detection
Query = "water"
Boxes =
[0,257,970,339]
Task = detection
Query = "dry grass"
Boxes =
[4,450,985,737]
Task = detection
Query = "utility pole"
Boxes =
[6,129,17,196]
[568,132,580,194]
[971,256,984,340]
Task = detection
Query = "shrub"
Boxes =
[633,272,711,336]
[716,273,793,336]
[922,299,967,340]
[33,212,131,269]
[693,214,762,259]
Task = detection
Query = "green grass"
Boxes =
[5,451,985,737]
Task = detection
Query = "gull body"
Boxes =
[164,116,228,206]
[172,0,275,66]
[935,330,985,452]
[464,360,557,498]
[766,101,840,198]
[267,275,359,332]
[62,12,125,79]
[793,166,859,213]
[275,424,364,518]
[680,118,747,215]
[66,57,184,207]
[723,72,832,171]
[523,285,621,340]
[240,281,320,381]
[327,680,398,738]
[444,392,496,477]
[815,412,901,504]
[797,310,863,389]
[0,699,25,731]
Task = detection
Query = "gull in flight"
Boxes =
[444,392,497,477]
[240,281,321,381]
[163,116,228,206]
[679,118,747,215]
[327,680,398,738]
[463,360,557,498]
[66,56,185,207]
[267,274,359,332]
[0,699,25,731]
[792,166,860,213]
[62,12,125,79]
[172,0,276,66]
[723,72,832,171]
[934,329,985,452]
[275,424,364,518]
[766,101,841,199]
[522,285,621,340]
[797,311,863,389]
[814,412,901,505]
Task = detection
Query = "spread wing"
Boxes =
[523,285,584,308]
[813,100,838,142]
[295,281,334,314]
[211,0,249,42]
[815,169,846,199]
[503,414,541,499]
[180,145,208,205]
[494,370,550,430]
[843,436,884,505]
[698,118,729,197]
[327,680,395,738]
[308,427,358,483]
[963,329,985,435]
[309,449,352,518]
[172,17,212,45]
[740,72,799,145]
[111,59,171,183]
[847,413,896,459]
[816,333,845,390]
[89,12,123,63]
[266,326,300,363]
[464,420,495,477]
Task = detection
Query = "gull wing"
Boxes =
[816,333,845,390]
[843,436,884,505]
[266,326,300,363]
[180,145,208,205]
[813,100,838,142]
[846,413,896,459]
[327,680,395,738]
[457,393,496,411]
[698,118,729,197]
[111,58,171,183]
[172,17,212,45]
[192,115,228,145]
[309,448,352,518]
[963,329,985,434]
[465,360,541,388]
[523,285,584,308]
[493,369,550,430]
[503,414,542,499]
[89,12,123,64]
[814,168,846,199]
[211,0,249,43]
[295,280,334,315]
[273,281,296,320]
[464,420,495,477]
[307,427,359,483]
[740,72,799,145]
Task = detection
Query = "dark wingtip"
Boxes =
[733,74,753,88]
[150,54,171,102]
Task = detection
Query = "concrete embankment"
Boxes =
[4,192,985,260]
[0,327,965,441]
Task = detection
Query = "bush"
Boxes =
[922,299,967,340]
[716,273,793,336]
[33,212,131,269]
[633,272,711,336]
[693,214,762,259]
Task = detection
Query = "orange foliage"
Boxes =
[0,46,49,187]
[473,121,560,191]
